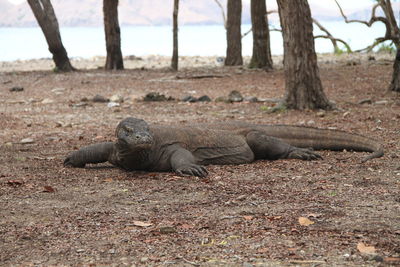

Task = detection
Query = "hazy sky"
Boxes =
[7,0,374,11]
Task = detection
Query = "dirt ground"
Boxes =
[0,55,399,266]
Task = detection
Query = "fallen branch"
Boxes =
[176,73,227,79]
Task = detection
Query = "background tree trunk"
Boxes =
[103,0,124,70]
[249,0,273,70]
[27,0,74,72]
[389,47,400,92]
[225,0,243,66]
[171,0,179,71]
[277,0,332,110]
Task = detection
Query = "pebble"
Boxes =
[358,98,372,105]
[244,96,258,102]
[228,90,243,102]
[182,95,197,102]
[375,100,389,105]
[92,94,108,103]
[107,102,120,108]
[110,94,124,103]
[143,92,174,101]
[140,257,148,263]
[20,138,34,144]
[51,88,65,95]
[197,95,212,102]
[41,98,54,104]
[10,86,24,92]
[159,226,177,234]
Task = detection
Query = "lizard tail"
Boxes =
[260,125,384,162]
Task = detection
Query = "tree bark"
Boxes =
[103,0,124,70]
[171,0,179,71]
[225,0,243,66]
[277,0,332,110]
[249,0,273,70]
[27,0,74,72]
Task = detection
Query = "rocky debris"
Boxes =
[10,86,24,92]
[182,95,212,103]
[215,90,244,103]
[124,55,143,61]
[244,96,258,103]
[198,95,211,102]
[182,95,197,103]
[92,94,108,103]
[346,60,361,66]
[71,102,89,108]
[228,90,244,102]
[143,92,175,102]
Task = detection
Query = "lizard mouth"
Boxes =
[117,136,153,150]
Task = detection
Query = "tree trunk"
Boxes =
[249,0,273,70]
[103,0,124,70]
[171,0,179,71]
[389,47,400,92]
[27,0,74,72]
[277,0,332,110]
[225,0,243,66]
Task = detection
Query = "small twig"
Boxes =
[181,257,200,266]
[242,27,252,38]
[176,74,226,79]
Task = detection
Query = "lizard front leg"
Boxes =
[64,142,115,168]
[168,146,208,177]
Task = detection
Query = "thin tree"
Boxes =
[276,0,332,110]
[335,0,400,92]
[225,0,243,66]
[249,0,273,70]
[171,0,179,71]
[27,0,74,71]
[103,0,124,70]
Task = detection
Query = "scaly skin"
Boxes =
[64,117,383,177]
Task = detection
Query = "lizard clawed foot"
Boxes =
[287,148,323,160]
[64,152,86,168]
[175,164,208,178]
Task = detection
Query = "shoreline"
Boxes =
[0,52,394,72]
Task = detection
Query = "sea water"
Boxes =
[0,21,387,62]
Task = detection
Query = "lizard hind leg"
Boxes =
[245,131,322,160]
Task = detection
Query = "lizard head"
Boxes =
[116,117,153,150]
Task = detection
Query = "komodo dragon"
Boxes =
[64,117,383,177]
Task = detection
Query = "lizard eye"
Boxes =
[124,127,134,134]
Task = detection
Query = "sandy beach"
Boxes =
[0,52,394,72]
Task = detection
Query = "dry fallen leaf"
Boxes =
[133,220,153,227]
[43,186,56,193]
[243,216,253,221]
[7,180,23,186]
[298,217,315,226]
[357,242,376,255]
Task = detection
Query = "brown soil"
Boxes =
[0,58,399,266]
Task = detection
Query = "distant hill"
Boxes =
[0,0,384,27]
